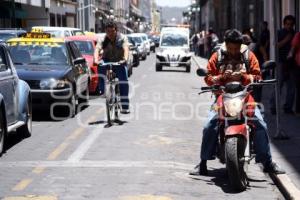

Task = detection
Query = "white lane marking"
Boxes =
[67,125,104,162]
[0,160,194,170]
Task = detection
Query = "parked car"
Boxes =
[148,35,156,52]
[135,33,151,55]
[0,43,32,156]
[156,27,192,72]
[0,29,26,41]
[31,26,84,38]
[128,34,147,60]
[7,31,90,118]
[66,35,100,93]
[127,35,140,67]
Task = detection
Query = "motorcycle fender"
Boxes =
[225,124,248,139]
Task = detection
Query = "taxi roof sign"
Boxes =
[20,32,51,39]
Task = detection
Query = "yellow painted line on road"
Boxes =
[11,108,104,192]
[3,195,57,200]
[32,166,46,174]
[120,195,173,200]
[96,108,104,114]
[66,127,84,140]
[11,179,33,191]
[47,142,69,160]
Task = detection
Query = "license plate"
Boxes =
[170,63,178,67]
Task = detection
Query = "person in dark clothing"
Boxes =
[270,15,296,114]
[259,21,270,63]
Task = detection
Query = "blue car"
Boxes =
[0,43,32,156]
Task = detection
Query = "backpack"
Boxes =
[215,46,250,72]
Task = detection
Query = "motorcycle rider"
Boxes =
[190,29,285,176]
[94,21,130,114]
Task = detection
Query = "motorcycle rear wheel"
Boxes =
[225,136,248,191]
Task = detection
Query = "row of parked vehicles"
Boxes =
[0,26,157,156]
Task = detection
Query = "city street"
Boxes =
[0,54,284,200]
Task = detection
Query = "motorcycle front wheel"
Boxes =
[225,135,248,191]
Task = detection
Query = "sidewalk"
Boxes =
[193,55,300,199]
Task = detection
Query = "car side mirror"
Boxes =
[196,68,207,76]
[73,57,86,65]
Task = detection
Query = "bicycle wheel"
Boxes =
[114,83,121,120]
[105,83,115,125]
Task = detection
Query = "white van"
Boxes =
[156,27,192,72]
[31,26,84,38]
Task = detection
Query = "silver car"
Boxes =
[0,43,32,156]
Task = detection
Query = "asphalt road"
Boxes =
[0,54,284,200]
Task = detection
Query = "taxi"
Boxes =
[6,30,90,118]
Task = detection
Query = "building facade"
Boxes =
[0,0,50,28]
[50,0,77,28]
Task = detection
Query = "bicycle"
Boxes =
[99,62,123,127]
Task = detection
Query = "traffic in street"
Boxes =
[0,52,283,199]
[1,0,300,199]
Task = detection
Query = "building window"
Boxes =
[62,15,67,27]
[50,13,55,26]
[57,14,61,27]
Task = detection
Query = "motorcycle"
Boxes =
[196,62,276,191]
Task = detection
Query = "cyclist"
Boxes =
[94,21,130,114]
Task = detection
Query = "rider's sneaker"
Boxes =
[264,161,286,174]
[189,162,208,176]
[121,109,130,114]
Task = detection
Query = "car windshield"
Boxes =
[8,42,69,66]
[44,30,62,38]
[0,33,16,41]
[129,36,142,44]
[161,33,188,47]
[73,30,84,36]
[73,40,94,55]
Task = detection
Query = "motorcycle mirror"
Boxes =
[261,60,276,71]
[196,68,207,77]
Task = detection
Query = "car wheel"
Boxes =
[17,97,32,138]
[186,65,191,73]
[0,109,6,156]
[129,67,133,77]
[156,64,162,71]
[142,55,146,60]
[69,92,77,118]
[79,87,89,110]
[134,59,140,67]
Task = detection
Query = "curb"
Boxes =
[269,173,300,200]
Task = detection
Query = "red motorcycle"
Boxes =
[197,63,276,191]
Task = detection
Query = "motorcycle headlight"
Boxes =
[40,79,69,89]
[223,96,243,117]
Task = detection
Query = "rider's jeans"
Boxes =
[200,106,272,166]
[98,65,129,110]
